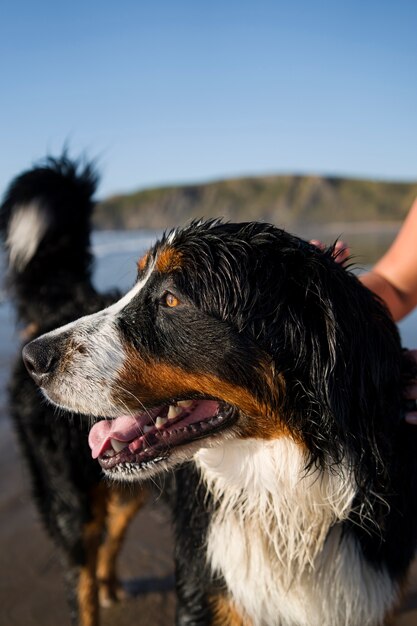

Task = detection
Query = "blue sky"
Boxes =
[1,0,416,198]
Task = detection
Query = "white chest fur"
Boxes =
[194,439,397,626]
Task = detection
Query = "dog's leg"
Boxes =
[12,411,106,626]
[76,483,107,626]
[96,484,149,607]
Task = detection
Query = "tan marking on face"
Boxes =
[112,348,290,440]
[137,251,149,272]
[155,247,183,273]
[211,594,251,626]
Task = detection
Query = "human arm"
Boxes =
[360,197,417,322]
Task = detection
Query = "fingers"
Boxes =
[333,241,350,264]
[310,239,326,251]
[310,239,350,264]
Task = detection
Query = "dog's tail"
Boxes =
[0,154,99,329]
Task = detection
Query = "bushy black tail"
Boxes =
[0,154,99,329]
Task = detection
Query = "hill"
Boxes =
[95,174,417,231]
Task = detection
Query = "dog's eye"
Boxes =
[162,292,181,308]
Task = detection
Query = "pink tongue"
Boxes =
[88,414,151,459]
[88,401,221,460]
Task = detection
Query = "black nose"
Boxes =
[22,338,58,386]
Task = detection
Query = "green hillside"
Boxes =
[95,174,417,231]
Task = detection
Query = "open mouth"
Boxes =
[88,399,237,472]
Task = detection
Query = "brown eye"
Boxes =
[164,292,180,308]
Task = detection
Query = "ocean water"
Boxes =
[0,228,416,404]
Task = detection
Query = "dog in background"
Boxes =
[0,156,148,626]
[22,214,417,626]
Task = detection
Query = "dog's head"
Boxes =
[22,220,407,483]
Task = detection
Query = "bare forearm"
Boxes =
[360,271,415,322]
[359,197,417,322]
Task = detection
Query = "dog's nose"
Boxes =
[22,338,58,385]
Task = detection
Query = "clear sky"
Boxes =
[1,0,416,198]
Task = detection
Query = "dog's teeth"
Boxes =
[168,405,183,419]
[143,425,154,433]
[110,438,128,453]
[156,416,168,428]
[177,400,193,408]
[105,448,116,457]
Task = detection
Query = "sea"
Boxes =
[0,228,417,411]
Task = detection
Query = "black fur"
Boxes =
[17,175,417,623]
[0,156,101,328]
[0,156,138,625]
[150,222,417,578]
[125,220,417,619]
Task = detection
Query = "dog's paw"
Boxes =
[98,579,128,608]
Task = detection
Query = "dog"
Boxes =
[0,156,148,626]
[21,214,417,624]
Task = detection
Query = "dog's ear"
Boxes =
[273,254,404,477]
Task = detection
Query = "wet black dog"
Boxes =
[0,156,147,626]
[20,178,417,624]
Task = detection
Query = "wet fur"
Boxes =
[20,187,417,623]
[0,156,146,626]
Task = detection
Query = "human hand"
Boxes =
[404,349,417,425]
[310,240,350,264]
